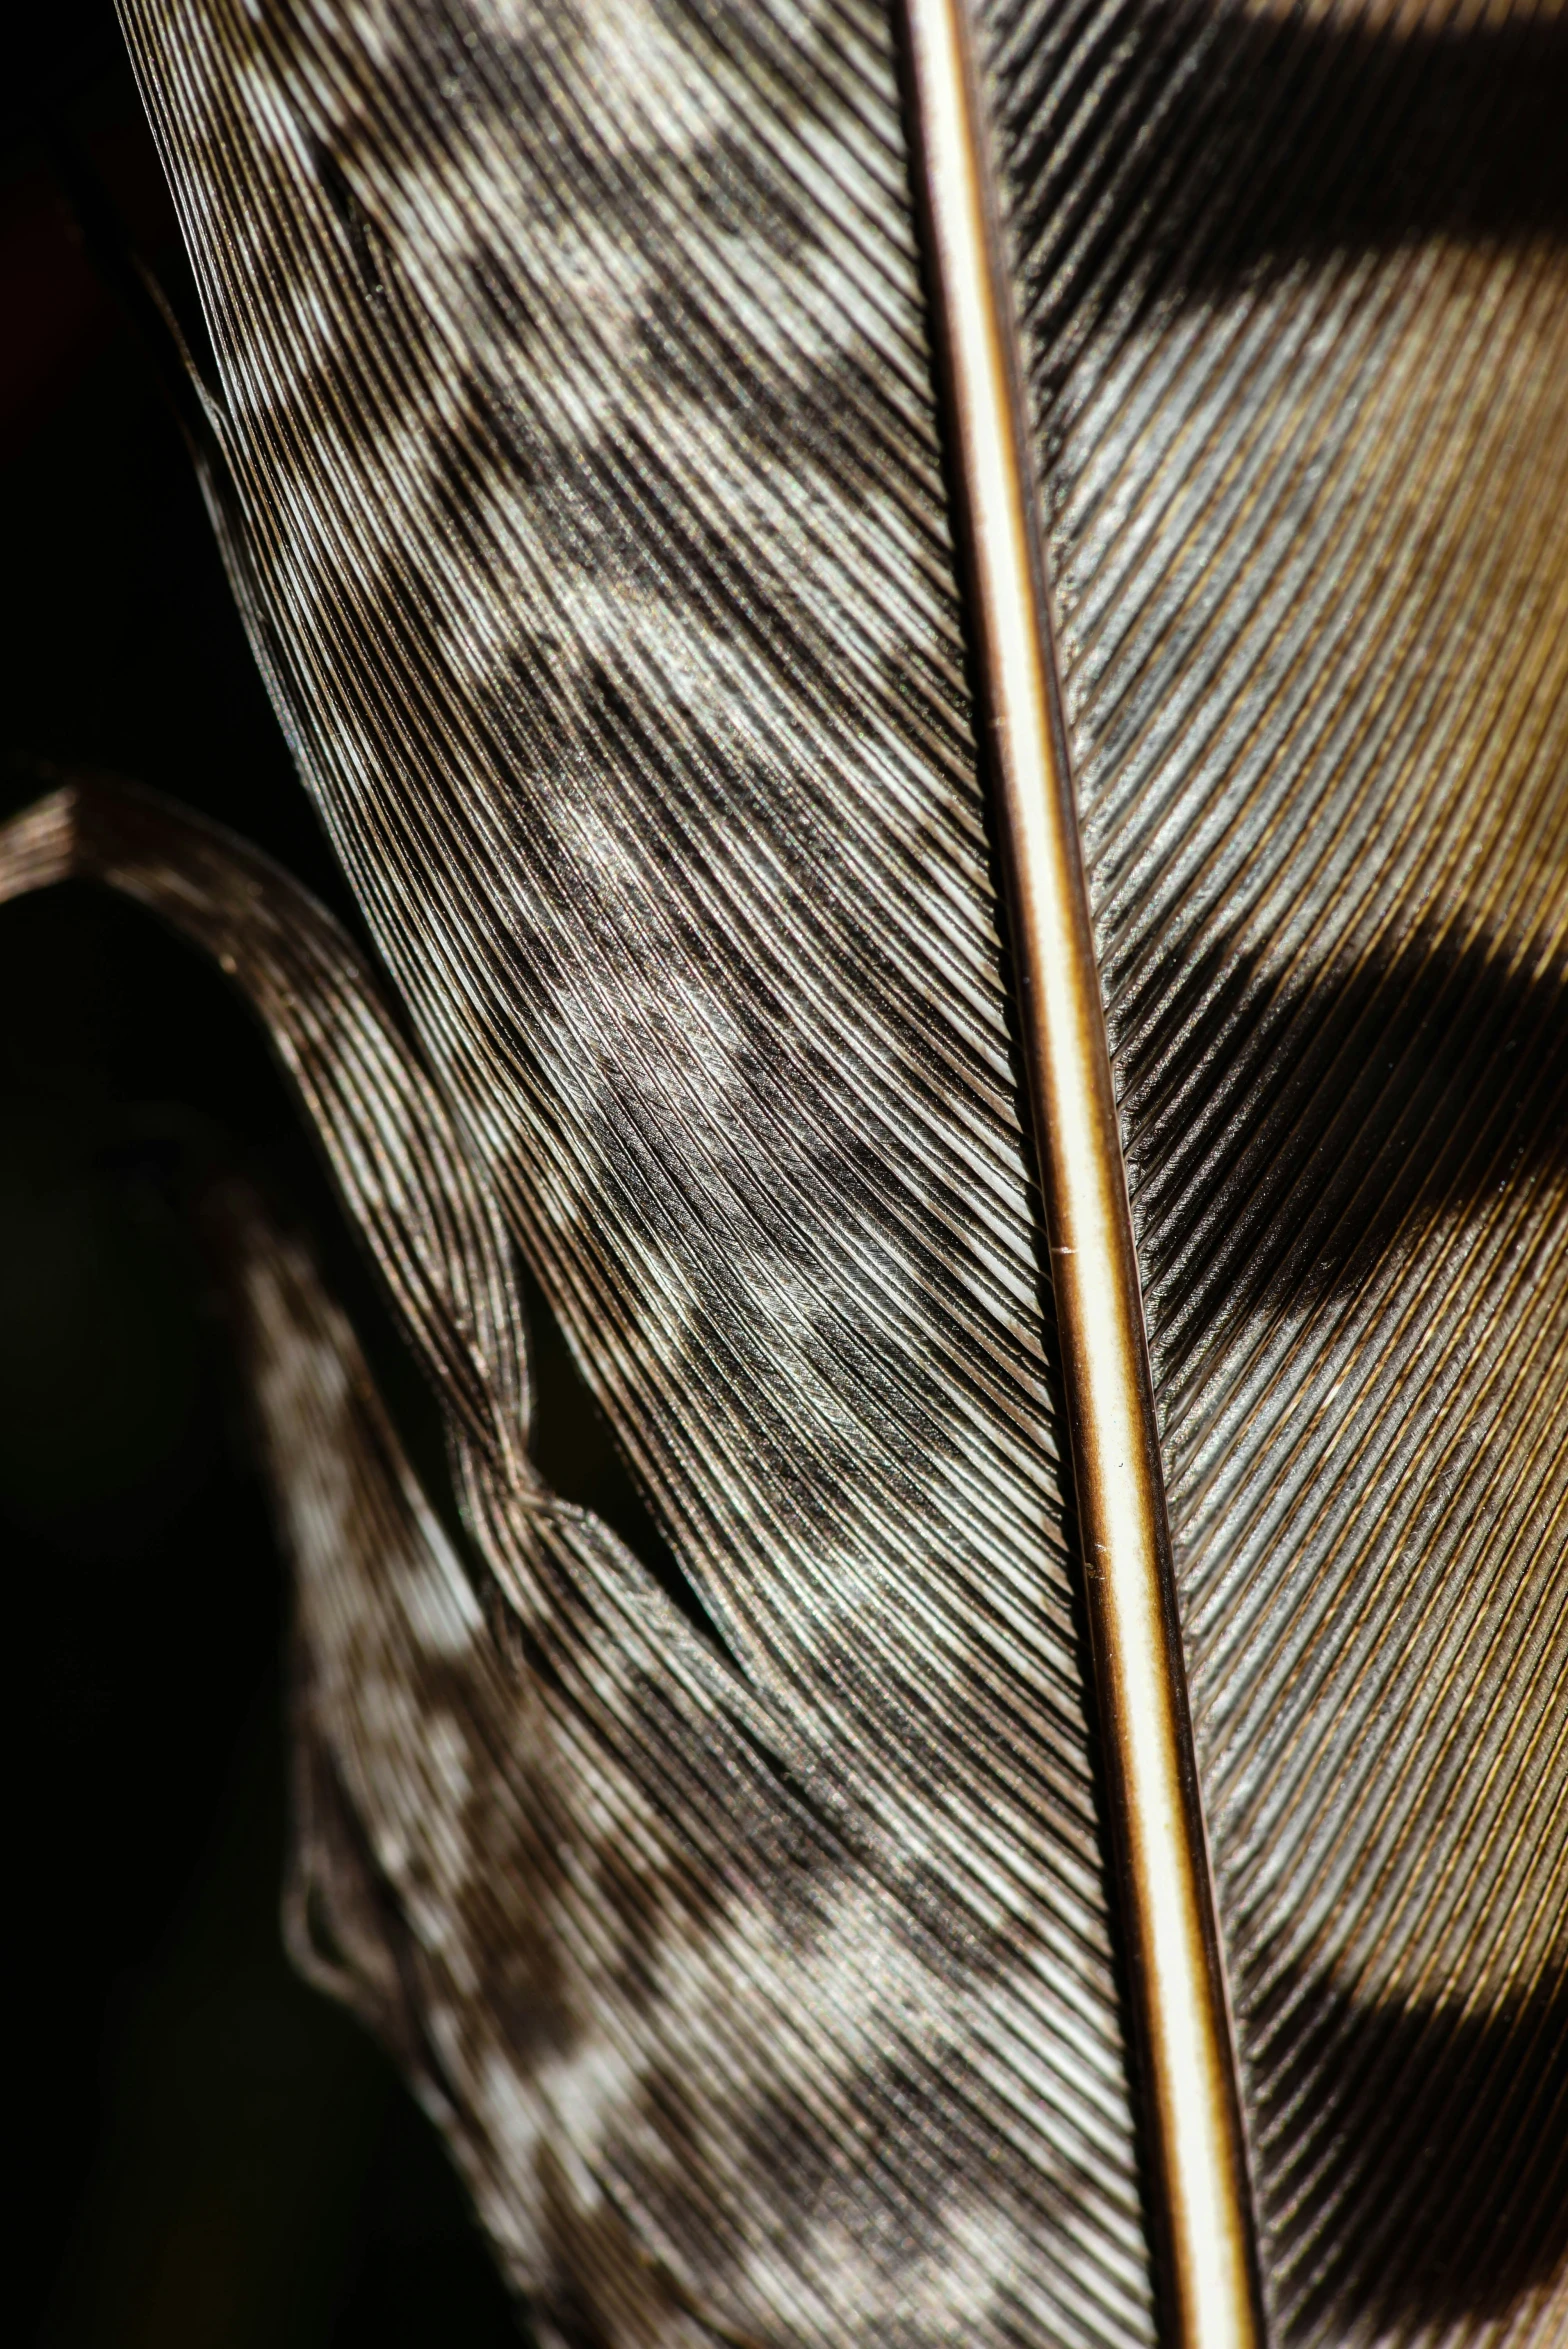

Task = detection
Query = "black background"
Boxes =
[6,9,530,2340]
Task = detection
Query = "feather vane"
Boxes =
[3,0,1561,2340]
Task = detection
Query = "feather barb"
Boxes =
[899,4,1260,2340]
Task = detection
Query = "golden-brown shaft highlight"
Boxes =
[899,4,1262,2341]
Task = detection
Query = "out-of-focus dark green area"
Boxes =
[2,12,604,2345]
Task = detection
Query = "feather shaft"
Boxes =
[899,4,1257,2340]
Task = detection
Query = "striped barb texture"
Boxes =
[2,1,1558,2341]
[982,0,1568,2340]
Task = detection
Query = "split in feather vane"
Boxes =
[1,0,1561,2342]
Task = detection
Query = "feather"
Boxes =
[0,776,1142,2343]
[976,5,1568,2342]
[903,9,1257,2340]
[5,0,1562,2341]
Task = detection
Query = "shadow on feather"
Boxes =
[1252,1956,1568,2339]
[1003,0,1568,365]
[1117,917,1568,1390]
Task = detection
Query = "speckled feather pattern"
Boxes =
[100,0,1146,2331]
[0,779,1145,2343]
[23,0,1563,2339]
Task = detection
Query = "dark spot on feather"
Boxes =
[690,127,807,261]
[309,137,386,311]
[628,2023,1040,2330]
[735,2062,953,2259]
[1247,1956,1568,2339]
[1115,918,1568,1400]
